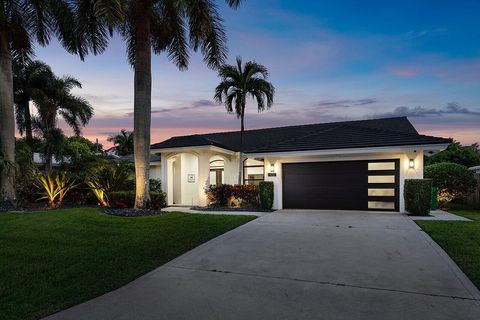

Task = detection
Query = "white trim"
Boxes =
[246,143,450,158]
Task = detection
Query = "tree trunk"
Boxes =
[23,100,33,148]
[44,146,53,172]
[133,1,152,209]
[0,31,16,202]
[237,109,245,185]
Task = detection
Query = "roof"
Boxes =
[151,117,451,154]
[116,154,162,162]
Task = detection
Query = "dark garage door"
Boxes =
[282,160,399,211]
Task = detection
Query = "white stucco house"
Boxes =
[150,117,450,212]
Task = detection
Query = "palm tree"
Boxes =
[13,59,55,149]
[0,0,123,202]
[108,129,134,156]
[214,57,275,184]
[33,75,94,171]
[115,0,243,209]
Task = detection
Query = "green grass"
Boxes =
[416,209,480,290]
[449,209,480,221]
[0,208,255,320]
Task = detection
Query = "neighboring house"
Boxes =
[467,165,480,208]
[33,152,64,167]
[150,117,450,212]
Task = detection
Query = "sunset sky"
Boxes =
[34,0,480,147]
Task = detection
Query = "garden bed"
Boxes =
[192,206,275,213]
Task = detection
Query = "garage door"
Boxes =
[282,159,399,211]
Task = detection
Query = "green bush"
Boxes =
[404,179,432,216]
[259,181,274,209]
[108,191,135,208]
[424,162,477,205]
[150,191,167,210]
[108,191,166,210]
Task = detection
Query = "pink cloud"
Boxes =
[389,67,421,77]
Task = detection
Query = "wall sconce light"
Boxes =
[270,163,275,173]
[409,159,415,169]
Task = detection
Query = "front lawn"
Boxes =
[0,208,255,320]
[416,209,480,290]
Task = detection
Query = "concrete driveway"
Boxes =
[46,210,480,320]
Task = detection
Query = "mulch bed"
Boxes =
[103,208,165,217]
[192,206,275,213]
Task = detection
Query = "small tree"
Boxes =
[426,141,480,168]
[424,162,477,205]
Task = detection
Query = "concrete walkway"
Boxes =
[45,210,480,320]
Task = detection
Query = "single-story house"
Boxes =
[150,117,451,212]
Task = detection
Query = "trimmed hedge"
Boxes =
[108,191,167,209]
[404,179,432,216]
[259,181,274,210]
[206,184,259,208]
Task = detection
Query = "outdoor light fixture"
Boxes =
[409,159,415,169]
[270,163,275,173]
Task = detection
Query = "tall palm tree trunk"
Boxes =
[133,1,152,209]
[0,31,16,202]
[238,108,245,185]
[23,100,34,147]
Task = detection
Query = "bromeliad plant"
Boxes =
[85,162,134,207]
[85,180,109,207]
[34,172,78,208]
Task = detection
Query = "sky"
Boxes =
[34,0,480,147]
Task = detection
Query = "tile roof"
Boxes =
[150,117,451,153]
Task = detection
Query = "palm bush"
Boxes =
[85,162,134,207]
[34,172,77,208]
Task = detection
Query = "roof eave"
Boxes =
[245,143,451,158]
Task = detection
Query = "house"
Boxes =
[150,117,451,212]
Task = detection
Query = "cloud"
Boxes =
[125,99,219,117]
[315,98,378,108]
[371,102,480,118]
[405,28,448,39]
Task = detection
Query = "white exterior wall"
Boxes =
[149,163,162,180]
[264,149,425,212]
[180,153,199,205]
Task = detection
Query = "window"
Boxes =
[243,158,264,186]
[368,188,395,196]
[210,158,224,186]
[368,162,395,171]
[368,201,395,210]
[368,175,395,183]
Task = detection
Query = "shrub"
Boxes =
[149,179,163,192]
[108,191,135,208]
[404,179,432,216]
[108,191,166,210]
[34,172,78,208]
[86,162,134,207]
[206,184,232,207]
[150,191,167,210]
[230,184,259,208]
[206,184,259,208]
[259,181,274,209]
[424,162,477,205]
